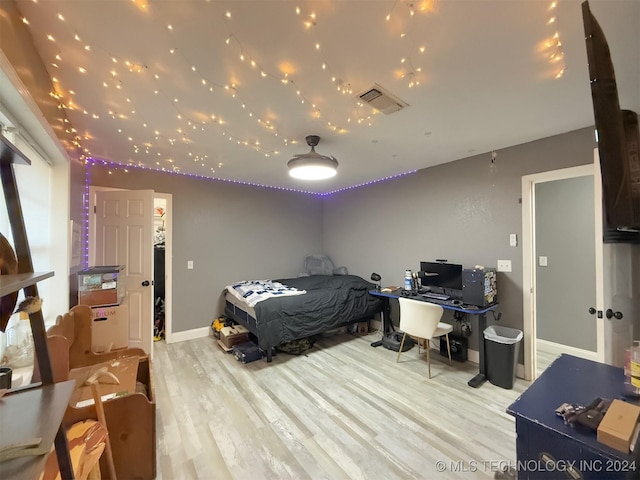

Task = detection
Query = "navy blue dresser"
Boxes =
[507,354,638,479]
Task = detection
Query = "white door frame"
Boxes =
[521,162,605,380]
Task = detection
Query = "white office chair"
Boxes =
[397,297,453,378]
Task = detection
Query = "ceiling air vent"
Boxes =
[358,84,408,115]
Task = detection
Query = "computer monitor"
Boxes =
[419,261,463,291]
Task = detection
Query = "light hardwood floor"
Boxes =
[535,349,560,378]
[153,332,530,479]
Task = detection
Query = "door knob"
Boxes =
[142,280,150,287]
[605,309,623,320]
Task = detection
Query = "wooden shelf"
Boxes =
[2,136,73,478]
[0,272,55,297]
[0,380,75,479]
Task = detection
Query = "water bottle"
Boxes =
[404,269,412,291]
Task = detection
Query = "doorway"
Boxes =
[153,193,173,344]
[522,164,604,380]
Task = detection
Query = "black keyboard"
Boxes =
[422,297,448,305]
[421,292,450,301]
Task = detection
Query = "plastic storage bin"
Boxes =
[78,265,125,307]
[484,325,523,389]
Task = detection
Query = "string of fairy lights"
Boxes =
[215,7,350,135]
[31,8,272,170]
[19,2,426,172]
[293,1,434,127]
[292,4,373,127]
[384,1,437,88]
[542,0,566,79]
[20,0,566,191]
[21,0,440,179]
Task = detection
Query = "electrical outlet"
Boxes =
[187,260,194,270]
[539,256,548,267]
[509,233,518,247]
[497,260,512,272]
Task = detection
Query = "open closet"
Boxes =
[153,199,166,341]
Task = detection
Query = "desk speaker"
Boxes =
[440,334,468,362]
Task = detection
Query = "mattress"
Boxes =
[224,274,382,350]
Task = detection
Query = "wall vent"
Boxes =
[357,84,409,115]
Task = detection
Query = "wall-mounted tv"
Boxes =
[582,1,640,243]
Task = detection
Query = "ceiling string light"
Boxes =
[294,4,374,127]
[386,3,434,88]
[22,1,432,185]
[152,13,288,159]
[35,10,211,168]
[166,46,286,142]
[29,5,284,169]
[542,0,566,79]
[219,20,349,134]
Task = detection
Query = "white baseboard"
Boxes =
[536,338,598,361]
[166,326,211,344]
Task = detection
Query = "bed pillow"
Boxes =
[304,254,335,275]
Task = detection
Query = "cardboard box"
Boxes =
[597,399,640,453]
[219,325,249,349]
[356,322,369,335]
[91,302,129,353]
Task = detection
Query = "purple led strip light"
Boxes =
[83,160,91,268]
[86,158,417,195]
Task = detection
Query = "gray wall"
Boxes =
[89,166,324,332]
[323,127,596,360]
[535,176,596,350]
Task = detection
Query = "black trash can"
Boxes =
[484,325,523,389]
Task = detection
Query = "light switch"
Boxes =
[497,260,512,272]
[187,260,194,270]
[539,256,548,267]
[509,234,518,247]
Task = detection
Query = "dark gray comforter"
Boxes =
[252,274,382,349]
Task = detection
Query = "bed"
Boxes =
[224,274,383,361]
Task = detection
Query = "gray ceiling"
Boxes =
[10,0,640,193]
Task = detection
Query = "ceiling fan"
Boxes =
[287,135,338,181]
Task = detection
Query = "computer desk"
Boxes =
[369,289,499,388]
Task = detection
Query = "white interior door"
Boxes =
[94,189,154,355]
[522,164,604,380]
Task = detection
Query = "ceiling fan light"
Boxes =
[288,157,338,180]
[287,134,338,180]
